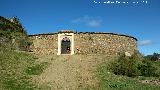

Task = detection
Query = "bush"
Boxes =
[110,52,160,77]
[139,59,159,77]
[145,53,160,61]
[151,53,159,61]
[111,53,142,77]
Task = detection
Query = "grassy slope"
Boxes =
[0,48,37,90]
[96,62,160,90]
[32,55,159,90]
[0,48,160,90]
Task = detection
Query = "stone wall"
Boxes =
[29,32,137,55]
[29,33,58,55]
[74,33,137,55]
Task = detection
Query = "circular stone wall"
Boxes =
[29,32,137,55]
[74,32,137,55]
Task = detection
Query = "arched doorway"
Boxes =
[61,37,71,54]
[57,31,74,55]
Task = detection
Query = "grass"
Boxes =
[26,62,48,75]
[1,47,160,90]
[95,62,160,90]
[0,48,48,90]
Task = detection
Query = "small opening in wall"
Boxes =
[61,37,71,54]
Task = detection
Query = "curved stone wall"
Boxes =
[29,33,58,55]
[74,33,137,55]
[29,32,137,55]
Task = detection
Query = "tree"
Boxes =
[151,53,159,61]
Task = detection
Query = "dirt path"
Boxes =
[33,55,111,90]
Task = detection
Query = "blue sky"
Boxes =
[1,0,160,55]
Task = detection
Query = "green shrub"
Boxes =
[96,59,160,90]
[139,59,159,77]
[110,52,160,77]
[151,53,160,61]
[111,53,141,77]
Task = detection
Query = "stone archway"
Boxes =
[61,37,71,54]
[57,31,74,55]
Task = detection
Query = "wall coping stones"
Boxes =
[28,33,58,37]
[29,32,138,41]
[58,30,74,33]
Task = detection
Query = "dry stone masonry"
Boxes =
[29,30,137,56]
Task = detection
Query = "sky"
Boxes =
[1,0,160,55]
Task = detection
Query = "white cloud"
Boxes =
[71,15,102,28]
[139,40,153,46]
[87,19,102,27]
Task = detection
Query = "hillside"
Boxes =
[1,48,160,90]
[29,54,160,90]
[0,16,31,51]
[0,48,36,89]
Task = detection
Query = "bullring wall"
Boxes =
[74,33,137,55]
[29,32,137,55]
[29,33,58,55]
